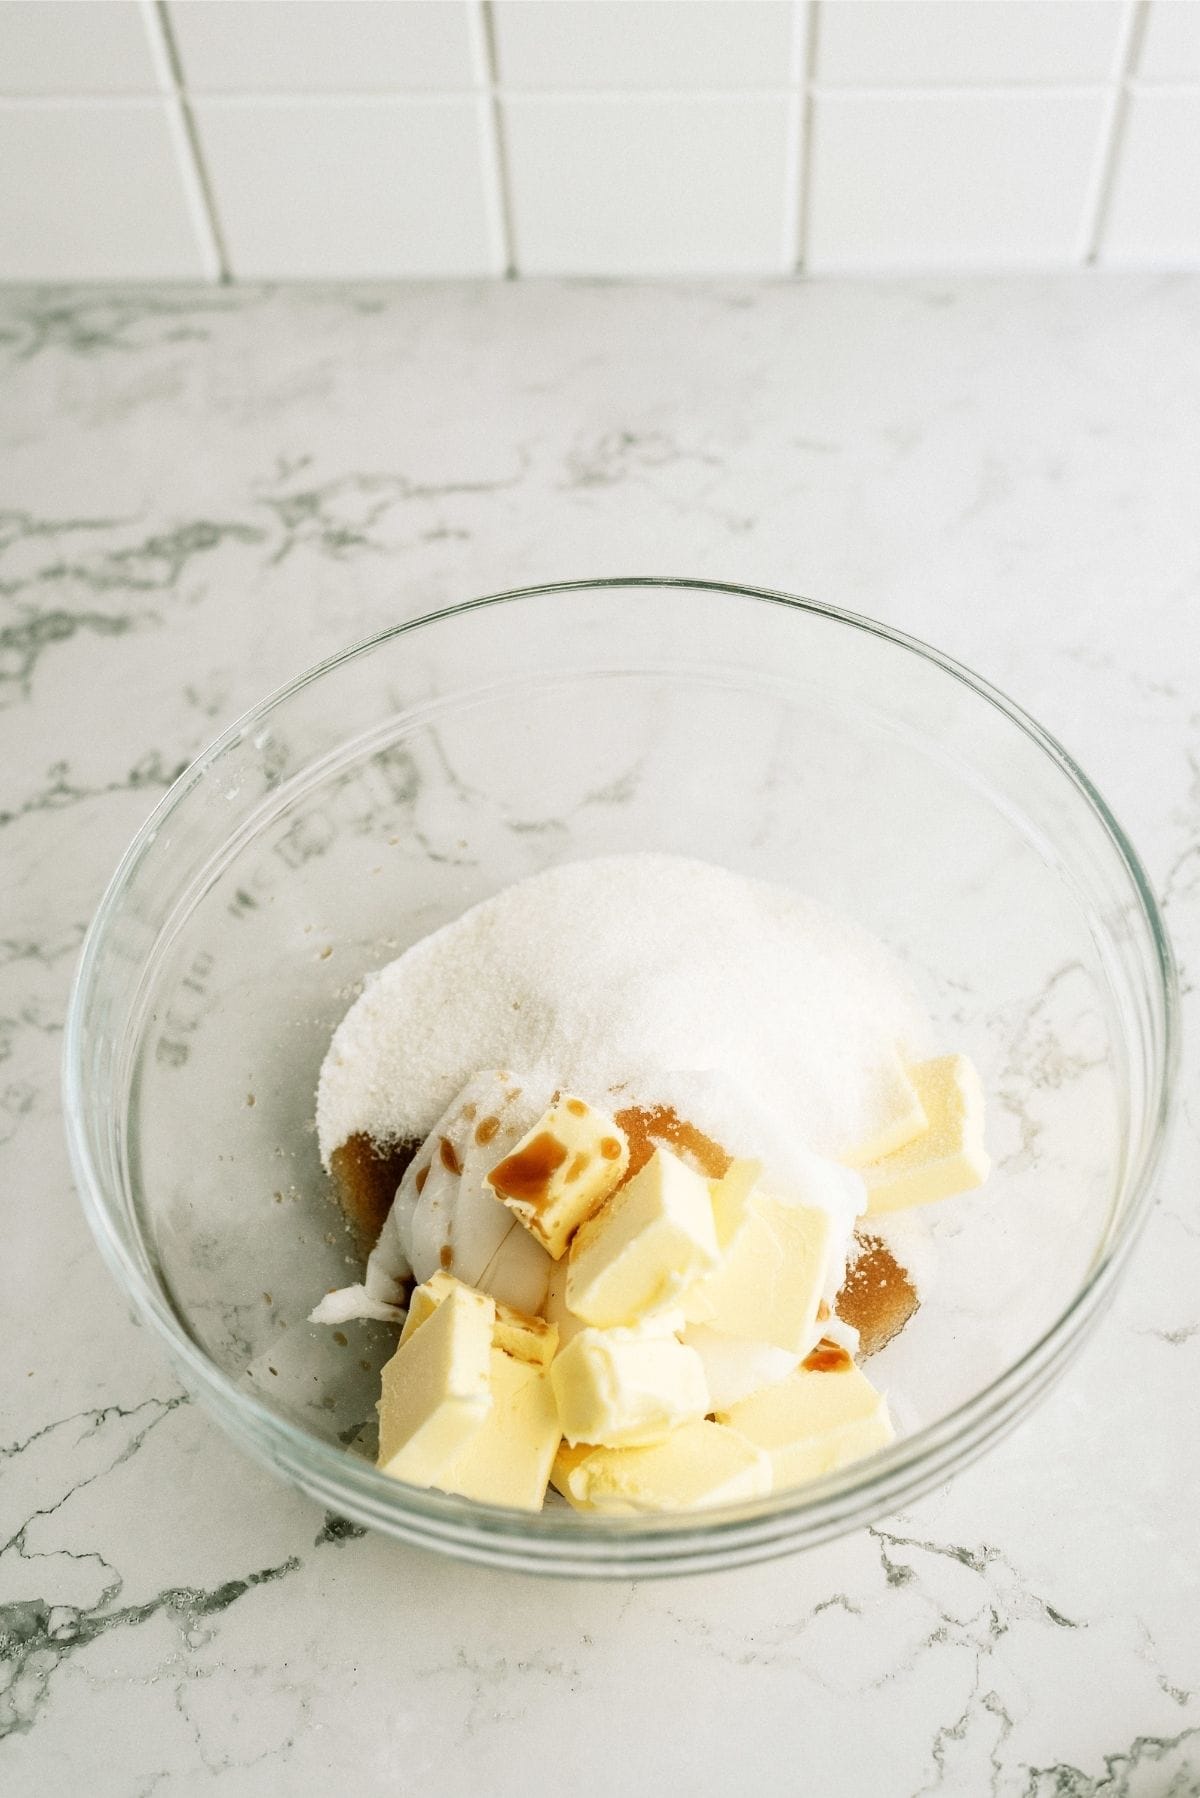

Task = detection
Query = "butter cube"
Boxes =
[864,1055,989,1214]
[551,1273,686,1345]
[435,1347,561,1511]
[549,1438,598,1510]
[551,1326,709,1447]
[683,1186,837,1353]
[398,1268,459,1345]
[840,1054,929,1166]
[564,1420,772,1515]
[377,1282,494,1485]
[720,1360,893,1489]
[486,1093,630,1258]
[401,1269,557,1365]
[566,1146,720,1328]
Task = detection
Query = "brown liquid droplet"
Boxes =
[475,1115,500,1146]
[440,1244,454,1270]
[599,1136,622,1161]
[566,1151,590,1183]
[817,1299,830,1322]
[489,1131,569,1207]
[462,1102,477,1121]
[613,1105,730,1183]
[566,1098,587,1117]
[332,1330,349,1347]
[414,1164,430,1194]
[803,1339,852,1373]
[439,1136,462,1175]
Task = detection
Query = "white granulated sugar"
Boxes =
[316,853,927,1168]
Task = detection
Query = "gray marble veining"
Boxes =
[1,278,1197,1796]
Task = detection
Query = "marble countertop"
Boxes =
[2,278,1197,1796]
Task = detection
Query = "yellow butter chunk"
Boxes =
[549,1439,598,1510]
[566,1145,720,1328]
[720,1360,893,1489]
[486,1093,630,1259]
[565,1420,772,1515]
[377,1282,494,1485]
[551,1326,709,1447]
[683,1185,837,1353]
[398,1268,460,1344]
[864,1054,989,1214]
[435,1347,561,1512]
[840,1054,929,1167]
[401,1269,557,1365]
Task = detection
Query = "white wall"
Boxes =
[0,0,1197,280]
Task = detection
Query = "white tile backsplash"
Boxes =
[505,95,791,274]
[169,1,475,93]
[0,101,204,277]
[1101,89,1200,262]
[815,1,1126,87]
[1137,0,1200,82]
[807,90,1107,270]
[0,0,1196,280]
[0,0,160,95]
[193,97,494,277]
[492,1,793,90]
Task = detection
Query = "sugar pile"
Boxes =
[317,854,927,1169]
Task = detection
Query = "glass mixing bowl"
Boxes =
[63,580,1177,1576]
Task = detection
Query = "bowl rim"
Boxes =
[62,577,1181,1571]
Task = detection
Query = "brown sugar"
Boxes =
[837,1234,920,1357]
[328,1131,418,1243]
[612,1103,731,1183]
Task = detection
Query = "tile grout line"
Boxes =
[792,0,820,273]
[468,0,516,279]
[6,78,1198,106]
[1079,0,1150,265]
[140,0,229,283]
[779,0,808,273]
